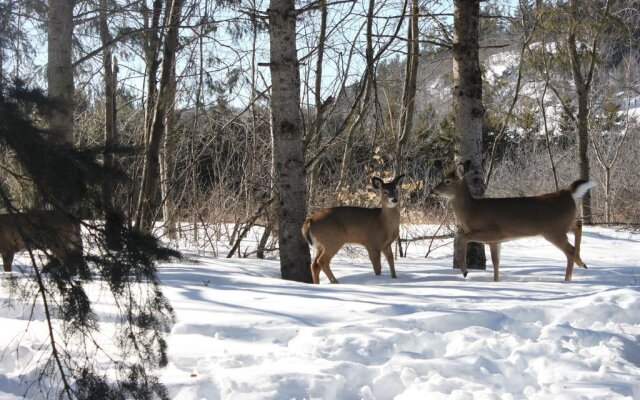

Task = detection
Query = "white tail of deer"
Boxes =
[301,175,404,284]
[433,161,594,281]
[0,210,83,272]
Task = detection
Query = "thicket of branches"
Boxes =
[2,1,638,247]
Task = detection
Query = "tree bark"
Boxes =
[99,0,120,247]
[566,0,611,224]
[252,5,273,260]
[0,3,6,88]
[47,0,74,144]
[397,0,419,174]
[268,0,312,283]
[160,19,178,240]
[190,6,207,244]
[452,0,486,270]
[305,0,328,199]
[136,0,183,233]
[142,0,163,142]
[567,32,593,224]
[310,0,327,151]
[604,167,610,223]
[540,81,559,191]
[134,0,163,229]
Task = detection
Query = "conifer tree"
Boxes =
[0,81,178,399]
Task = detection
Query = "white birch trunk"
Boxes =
[47,0,74,144]
[268,0,312,282]
[452,0,486,269]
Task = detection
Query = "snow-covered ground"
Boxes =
[1,226,639,399]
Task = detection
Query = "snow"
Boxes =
[1,226,640,399]
[484,50,519,85]
[626,95,640,120]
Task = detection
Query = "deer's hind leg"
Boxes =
[571,220,587,268]
[310,249,323,284]
[317,246,340,284]
[544,234,576,282]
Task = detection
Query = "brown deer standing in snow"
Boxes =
[0,210,83,272]
[433,161,594,281]
[301,175,405,284]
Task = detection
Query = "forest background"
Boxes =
[1,0,639,249]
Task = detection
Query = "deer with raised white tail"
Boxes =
[433,161,595,281]
[301,175,405,284]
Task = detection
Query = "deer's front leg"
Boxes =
[2,252,14,272]
[459,230,504,278]
[366,247,383,275]
[382,245,396,279]
[489,243,501,282]
[457,236,469,278]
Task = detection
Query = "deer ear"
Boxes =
[394,174,405,185]
[372,176,383,189]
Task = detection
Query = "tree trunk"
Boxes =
[575,85,593,223]
[397,0,419,173]
[604,167,611,223]
[47,0,74,145]
[452,0,486,270]
[393,0,417,259]
[136,0,183,233]
[134,0,163,229]
[99,0,121,248]
[305,0,328,199]
[191,11,207,244]
[253,7,273,261]
[568,32,593,224]
[0,2,5,88]
[314,0,327,146]
[256,225,272,260]
[142,0,163,142]
[160,22,178,241]
[540,81,559,191]
[268,0,312,283]
[566,0,611,225]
